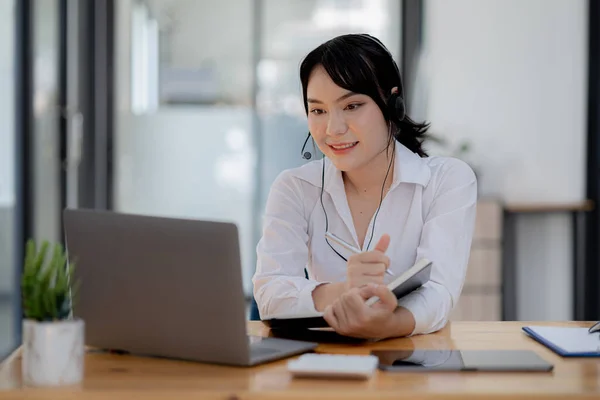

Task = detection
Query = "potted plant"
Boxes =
[20,239,84,387]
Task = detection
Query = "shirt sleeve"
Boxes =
[252,170,325,319]
[397,159,477,335]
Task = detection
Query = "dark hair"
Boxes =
[300,34,429,157]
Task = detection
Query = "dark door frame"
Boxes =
[585,0,600,320]
[401,0,423,116]
[73,0,114,211]
[13,0,33,350]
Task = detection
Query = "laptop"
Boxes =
[62,208,318,366]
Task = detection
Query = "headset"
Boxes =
[299,34,401,260]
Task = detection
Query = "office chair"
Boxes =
[249,297,261,321]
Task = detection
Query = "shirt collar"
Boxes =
[391,142,432,188]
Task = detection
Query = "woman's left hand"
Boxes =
[323,283,400,339]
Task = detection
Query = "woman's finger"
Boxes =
[323,305,338,330]
[352,252,390,266]
[336,295,351,328]
[345,290,368,318]
[373,284,398,309]
[373,234,390,253]
[361,262,387,277]
[360,284,397,310]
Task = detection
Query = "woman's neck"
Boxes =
[342,144,395,198]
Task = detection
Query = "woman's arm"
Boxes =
[397,159,477,335]
[388,306,417,337]
[323,159,476,339]
[252,170,326,318]
[323,284,415,339]
[311,282,346,311]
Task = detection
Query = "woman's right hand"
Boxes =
[313,234,391,312]
[345,234,391,290]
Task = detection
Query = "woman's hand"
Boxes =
[345,234,391,291]
[312,234,391,312]
[323,283,407,339]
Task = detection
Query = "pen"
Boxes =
[325,232,394,276]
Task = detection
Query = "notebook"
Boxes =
[522,326,600,357]
[263,258,432,330]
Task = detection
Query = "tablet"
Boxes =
[263,258,432,330]
[371,349,554,372]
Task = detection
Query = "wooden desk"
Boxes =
[1,321,599,399]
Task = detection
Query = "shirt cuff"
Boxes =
[295,280,327,316]
[397,290,428,336]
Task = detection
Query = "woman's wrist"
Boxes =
[312,282,346,312]
[385,306,416,338]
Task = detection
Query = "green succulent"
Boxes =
[21,239,80,322]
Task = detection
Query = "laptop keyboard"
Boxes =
[250,345,281,358]
[249,337,283,358]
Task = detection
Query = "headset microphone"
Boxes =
[300,132,312,160]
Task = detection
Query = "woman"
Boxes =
[252,34,477,339]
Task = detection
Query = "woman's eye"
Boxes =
[310,109,325,115]
[346,103,363,111]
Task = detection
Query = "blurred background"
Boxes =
[1,0,599,358]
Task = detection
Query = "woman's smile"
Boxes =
[328,141,359,154]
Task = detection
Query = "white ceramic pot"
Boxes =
[22,319,85,387]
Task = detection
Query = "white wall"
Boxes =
[0,0,15,208]
[422,0,587,320]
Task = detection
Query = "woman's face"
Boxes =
[306,65,390,172]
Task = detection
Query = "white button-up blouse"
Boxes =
[252,143,477,335]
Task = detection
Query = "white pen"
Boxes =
[325,232,394,276]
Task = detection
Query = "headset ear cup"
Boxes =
[395,95,406,121]
[387,92,406,121]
